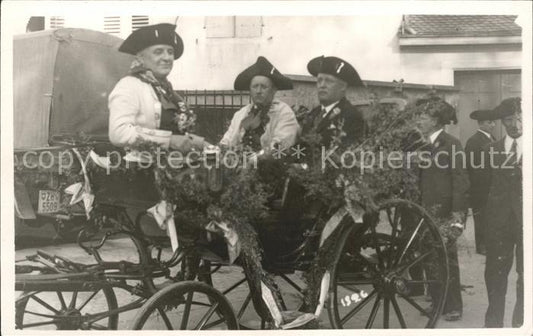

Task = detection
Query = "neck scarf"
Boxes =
[129,59,196,135]
[240,104,271,151]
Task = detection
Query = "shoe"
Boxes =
[443,311,462,321]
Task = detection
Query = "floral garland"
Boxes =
[14,91,454,327]
[291,97,435,312]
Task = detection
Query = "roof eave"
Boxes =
[398,35,522,47]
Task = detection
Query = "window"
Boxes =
[205,16,262,38]
[26,17,45,32]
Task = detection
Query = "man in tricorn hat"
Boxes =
[301,55,365,148]
[220,56,299,155]
[465,109,497,255]
[219,57,306,328]
[109,23,206,152]
[483,97,523,328]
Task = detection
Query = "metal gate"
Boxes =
[181,90,251,144]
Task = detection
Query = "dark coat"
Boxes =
[419,131,470,218]
[483,139,522,236]
[465,130,494,209]
[301,97,365,148]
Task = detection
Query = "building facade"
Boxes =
[19,14,523,143]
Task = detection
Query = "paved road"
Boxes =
[14,213,520,330]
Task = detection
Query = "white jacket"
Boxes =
[220,99,300,151]
[108,76,203,151]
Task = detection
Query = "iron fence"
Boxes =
[180,90,251,144]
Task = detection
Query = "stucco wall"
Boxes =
[169,16,522,90]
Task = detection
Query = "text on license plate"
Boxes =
[38,190,60,214]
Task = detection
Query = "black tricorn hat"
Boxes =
[493,97,521,119]
[470,109,497,121]
[234,56,293,91]
[307,56,363,87]
[119,23,184,60]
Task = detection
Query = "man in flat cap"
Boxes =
[465,109,497,255]
[483,97,523,328]
[220,56,299,155]
[301,55,365,149]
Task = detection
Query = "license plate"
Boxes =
[38,190,60,214]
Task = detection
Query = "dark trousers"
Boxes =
[484,215,523,328]
[428,241,463,314]
[472,205,486,252]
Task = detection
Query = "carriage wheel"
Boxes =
[131,281,238,330]
[15,286,118,330]
[328,199,448,329]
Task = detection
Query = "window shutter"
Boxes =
[132,15,150,31]
[49,16,65,29]
[103,16,121,35]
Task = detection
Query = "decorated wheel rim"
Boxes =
[328,199,449,329]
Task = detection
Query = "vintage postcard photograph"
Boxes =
[1,1,532,335]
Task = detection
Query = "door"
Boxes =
[454,70,521,144]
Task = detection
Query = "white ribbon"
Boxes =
[89,150,111,170]
[205,220,241,264]
[261,281,283,328]
[147,201,179,251]
[70,148,95,218]
[280,271,330,329]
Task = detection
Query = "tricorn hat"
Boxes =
[493,97,521,119]
[234,56,293,91]
[119,23,184,60]
[307,56,363,87]
[470,109,497,121]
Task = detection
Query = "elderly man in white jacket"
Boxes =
[109,23,205,152]
[220,56,300,155]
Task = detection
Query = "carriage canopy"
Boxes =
[14,28,134,149]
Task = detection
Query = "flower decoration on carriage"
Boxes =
[172,99,197,135]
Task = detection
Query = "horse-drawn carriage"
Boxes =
[14,28,449,330]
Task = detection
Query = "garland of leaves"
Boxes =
[290,97,444,312]
[15,92,459,327]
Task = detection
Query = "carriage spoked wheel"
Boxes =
[15,286,118,330]
[131,281,238,330]
[328,199,449,329]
